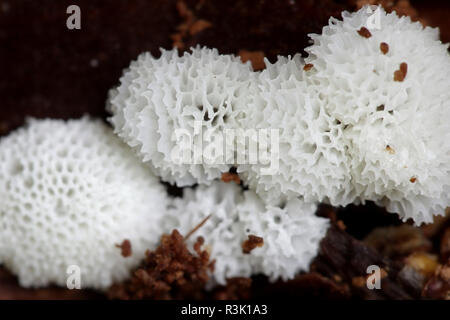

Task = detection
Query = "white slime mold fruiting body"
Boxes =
[0,118,169,289]
[304,6,450,224]
[108,47,257,187]
[164,181,329,285]
[238,55,355,207]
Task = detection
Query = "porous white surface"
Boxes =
[0,118,169,289]
[238,55,355,207]
[164,181,329,285]
[304,6,450,224]
[108,46,256,187]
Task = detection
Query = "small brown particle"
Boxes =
[221,172,241,185]
[400,62,408,74]
[380,268,388,279]
[357,27,372,38]
[189,19,212,36]
[333,274,342,283]
[394,70,404,82]
[380,42,389,54]
[351,276,366,288]
[238,50,265,71]
[394,62,408,82]
[242,235,264,254]
[410,177,416,183]
[336,220,346,231]
[193,236,205,255]
[116,239,132,258]
[376,105,385,111]
[303,63,314,71]
[385,145,395,154]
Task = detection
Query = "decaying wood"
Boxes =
[312,225,424,299]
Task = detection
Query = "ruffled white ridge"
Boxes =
[108,46,256,187]
[164,181,329,285]
[304,6,450,224]
[237,55,355,207]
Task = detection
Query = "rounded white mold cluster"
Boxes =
[164,181,329,285]
[305,6,450,223]
[108,46,256,187]
[238,55,355,207]
[0,118,169,289]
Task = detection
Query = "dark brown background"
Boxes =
[1,0,448,137]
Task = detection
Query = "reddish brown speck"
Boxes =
[410,177,417,183]
[242,235,264,254]
[337,220,346,231]
[386,145,395,154]
[238,50,265,71]
[394,62,408,82]
[221,172,241,184]
[400,62,407,75]
[380,42,389,54]
[333,274,343,282]
[116,239,132,258]
[193,236,205,254]
[352,276,366,287]
[303,63,314,71]
[357,27,372,38]
[189,19,212,36]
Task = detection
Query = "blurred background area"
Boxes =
[0,0,449,137]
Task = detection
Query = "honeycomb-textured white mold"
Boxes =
[108,46,256,187]
[0,118,169,289]
[305,6,450,224]
[164,181,329,285]
[238,55,355,207]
